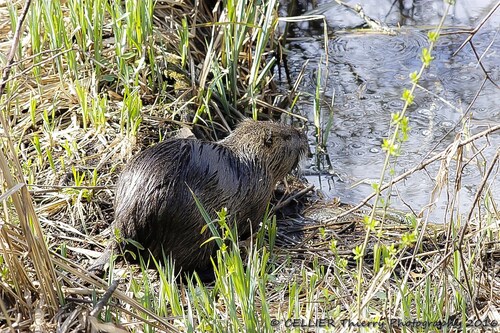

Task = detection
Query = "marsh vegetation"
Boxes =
[0,0,498,332]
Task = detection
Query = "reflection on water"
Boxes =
[286,0,499,220]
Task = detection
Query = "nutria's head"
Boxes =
[220,120,309,181]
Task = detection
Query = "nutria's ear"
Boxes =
[265,129,273,147]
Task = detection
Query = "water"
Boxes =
[284,0,500,220]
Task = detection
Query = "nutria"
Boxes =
[91,119,308,275]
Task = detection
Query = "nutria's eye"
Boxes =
[283,134,292,140]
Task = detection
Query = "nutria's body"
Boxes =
[92,120,308,274]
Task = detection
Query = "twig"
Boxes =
[0,0,32,97]
[89,280,120,317]
[29,184,110,195]
[344,2,393,33]
[457,148,499,319]
[469,40,500,89]
[417,76,487,167]
[272,184,314,213]
[3,48,72,85]
[304,0,394,34]
[0,0,33,179]
[5,47,64,67]
[453,1,500,56]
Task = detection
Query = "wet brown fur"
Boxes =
[91,120,308,274]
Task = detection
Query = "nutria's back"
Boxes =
[93,120,308,275]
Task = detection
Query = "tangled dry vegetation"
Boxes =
[0,0,499,332]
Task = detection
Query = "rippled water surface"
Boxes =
[285,0,499,220]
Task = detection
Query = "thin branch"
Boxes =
[3,48,72,85]
[272,184,314,213]
[89,280,120,317]
[0,0,32,97]
[457,149,499,319]
[453,1,500,56]
[469,40,500,89]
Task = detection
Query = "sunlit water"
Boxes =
[283,0,499,221]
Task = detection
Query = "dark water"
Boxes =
[284,0,499,220]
